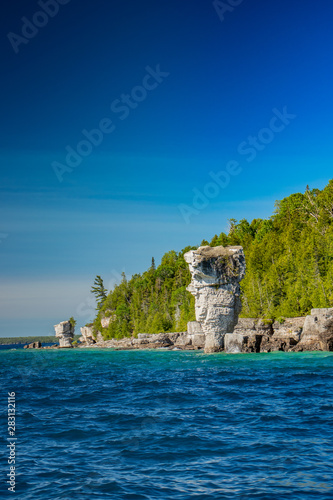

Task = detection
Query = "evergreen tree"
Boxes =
[91,275,108,309]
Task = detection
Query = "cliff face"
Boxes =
[54,321,74,347]
[184,246,246,353]
[224,312,333,353]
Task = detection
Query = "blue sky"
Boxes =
[1,0,333,336]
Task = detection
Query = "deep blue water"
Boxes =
[1,349,333,499]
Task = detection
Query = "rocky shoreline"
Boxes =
[26,245,333,353]
[77,308,333,353]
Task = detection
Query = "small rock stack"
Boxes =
[54,320,74,348]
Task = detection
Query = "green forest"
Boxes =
[92,180,333,339]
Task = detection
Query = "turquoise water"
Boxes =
[1,349,333,499]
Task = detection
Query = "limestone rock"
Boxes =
[80,325,96,345]
[101,316,111,329]
[295,309,333,351]
[188,333,205,348]
[174,333,191,346]
[187,321,203,335]
[233,318,304,352]
[224,333,247,353]
[54,320,74,348]
[184,245,246,353]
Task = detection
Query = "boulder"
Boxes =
[54,320,74,348]
[184,246,246,353]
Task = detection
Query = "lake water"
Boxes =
[1,349,332,499]
[0,343,57,350]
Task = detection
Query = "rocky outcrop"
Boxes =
[294,308,333,351]
[184,246,246,353]
[24,341,42,349]
[101,316,111,329]
[230,313,333,352]
[80,325,96,345]
[54,321,74,348]
[81,310,333,353]
[233,317,304,352]
[224,333,246,353]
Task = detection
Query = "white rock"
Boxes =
[224,333,246,353]
[184,246,246,353]
[54,320,74,348]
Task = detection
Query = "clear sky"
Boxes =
[1,0,333,337]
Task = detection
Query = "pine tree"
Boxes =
[91,276,108,309]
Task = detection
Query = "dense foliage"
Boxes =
[94,180,333,339]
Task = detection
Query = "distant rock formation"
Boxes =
[54,320,74,348]
[184,246,246,353]
[24,341,42,349]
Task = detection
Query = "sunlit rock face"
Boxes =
[80,326,96,345]
[54,321,74,348]
[184,246,246,353]
[295,308,333,351]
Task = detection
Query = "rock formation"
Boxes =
[224,333,246,353]
[80,325,96,345]
[84,309,333,352]
[184,246,246,353]
[24,341,42,349]
[54,320,74,348]
[295,308,333,351]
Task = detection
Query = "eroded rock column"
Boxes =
[184,246,246,353]
[54,320,74,348]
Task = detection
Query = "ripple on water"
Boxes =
[1,349,333,499]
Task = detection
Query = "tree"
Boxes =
[91,275,108,309]
[69,316,76,331]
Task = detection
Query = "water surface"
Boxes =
[1,349,332,499]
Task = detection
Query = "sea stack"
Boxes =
[54,320,74,348]
[184,246,246,353]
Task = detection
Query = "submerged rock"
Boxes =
[54,321,74,348]
[184,246,246,353]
